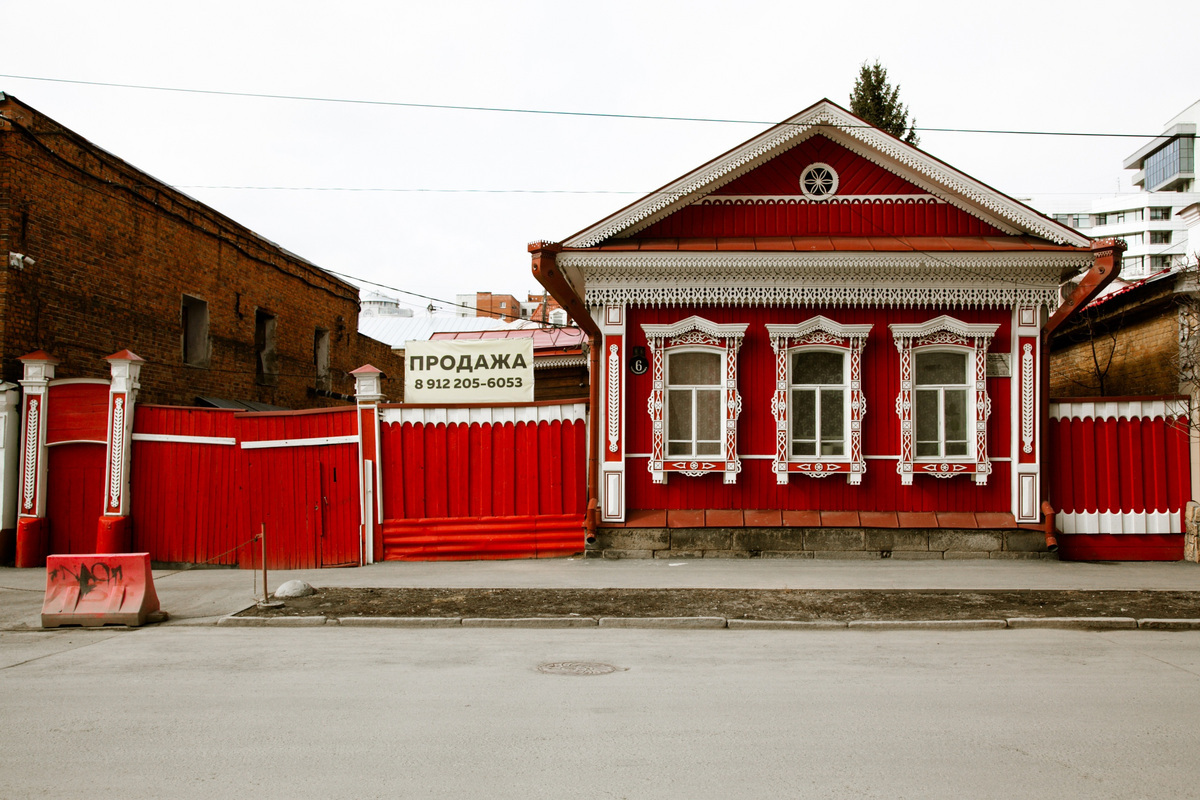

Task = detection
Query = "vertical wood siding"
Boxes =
[1047,399,1190,559]
[378,414,587,560]
[623,305,1013,513]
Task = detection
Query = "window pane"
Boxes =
[695,441,722,456]
[915,389,939,448]
[791,390,815,439]
[944,390,967,453]
[667,390,691,442]
[821,389,844,455]
[695,390,721,441]
[915,351,966,385]
[792,351,843,385]
[669,351,721,385]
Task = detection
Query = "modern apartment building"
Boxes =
[1027,99,1198,280]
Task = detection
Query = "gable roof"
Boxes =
[562,99,1090,250]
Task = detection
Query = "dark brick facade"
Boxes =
[0,94,402,407]
[1049,276,1182,398]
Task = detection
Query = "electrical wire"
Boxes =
[0,72,1188,139]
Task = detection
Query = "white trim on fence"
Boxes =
[1057,510,1181,535]
[380,403,588,427]
[132,433,237,446]
[46,439,107,447]
[240,435,359,450]
[1050,399,1189,421]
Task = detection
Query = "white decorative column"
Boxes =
[97,350,144,552]
[352,365,385,565]
[15,351,58,567]
[1014,306,1042,523]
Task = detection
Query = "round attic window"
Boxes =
[799,163,838,200]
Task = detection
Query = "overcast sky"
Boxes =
[3,1,1197,315]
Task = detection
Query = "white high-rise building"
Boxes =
[1026,99,1198,280]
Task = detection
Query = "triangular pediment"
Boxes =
[562,100,1088,248]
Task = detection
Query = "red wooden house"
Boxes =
[531,99,1123,558]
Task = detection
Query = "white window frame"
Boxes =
[766,317,871,484]
[642,316,747,484]
[912,348,971,459]
[890,316,998,485]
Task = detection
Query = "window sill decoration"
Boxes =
[766,317,871,484]
[642,316,748,484]
[890,316,999,485]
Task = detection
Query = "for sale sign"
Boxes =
[405,338,534,403]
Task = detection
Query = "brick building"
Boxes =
[1049,270,1190,398]
[0,93,402,407]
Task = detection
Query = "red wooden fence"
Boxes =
[1048,397,1191,560]
[377,402,588,560]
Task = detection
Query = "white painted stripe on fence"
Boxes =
[132,433,237,446]
[382,403,588,427]
[1050,399,1189,421]
[1057,511,1180,535]
[240,435,358,450]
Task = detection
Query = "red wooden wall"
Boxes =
[634,135,1006,239]
[377,407,587,560]
[622,305,1013,513]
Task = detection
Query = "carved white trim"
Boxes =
[569,252,1087,311]
[642,317,746,484]
[696,194,947,205]
[606,343,620,453]
[890,317,999,485]
[563,101,1090,248]
[109,396,125,509]
[22,398,38,511]
[1049,399,1191,422]
[1021,343,1035,455]
[799,162,838,200]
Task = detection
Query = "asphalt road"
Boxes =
[3,627,1198,799]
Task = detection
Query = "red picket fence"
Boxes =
[377,402,588,560]
[1047,397,1191,560]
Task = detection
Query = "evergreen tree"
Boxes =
[849,61,919,146]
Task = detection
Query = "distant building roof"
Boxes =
[431,325,584,356]
[358,313,534,349]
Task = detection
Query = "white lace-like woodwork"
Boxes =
[109,396,125,509]
[22,398,38,511]
[766,317,872,484]
[606,344,620,453]
[1021,344,1035,455]
[642,317,748,485]
[890,316,999,485]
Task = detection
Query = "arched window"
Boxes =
[890,316,999,485]
[767,317,871,484]
[642,316,747,484]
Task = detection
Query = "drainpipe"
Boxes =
[530,241,602,542]
[1040,237,1125,534]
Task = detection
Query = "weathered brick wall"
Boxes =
[475,292,521,321]
[0,96,403,407]
[1050,285,1180,397]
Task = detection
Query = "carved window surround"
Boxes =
[642,316,748,484]
[890,316,999,485]
[766,317,871,485]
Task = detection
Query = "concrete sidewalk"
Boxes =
[3,558,1199,630]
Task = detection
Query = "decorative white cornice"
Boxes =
[696,194,946,205]
[1049,399,1190,421]
[766,316,873,344]
[642,315,749,342]
[890,315,1001,342]
[534,355,587,369]
[563,101,1090,249]
[575,253,1080,310]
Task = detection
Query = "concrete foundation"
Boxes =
[588,527,1057,560]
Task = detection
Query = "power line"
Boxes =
[0,72,1187,139]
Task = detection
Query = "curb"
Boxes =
[208,614,1200,630]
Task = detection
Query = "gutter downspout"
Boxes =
[529,241,602,543]
[1040,237,1125,537]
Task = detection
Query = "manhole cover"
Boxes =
[537,661,620,676]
